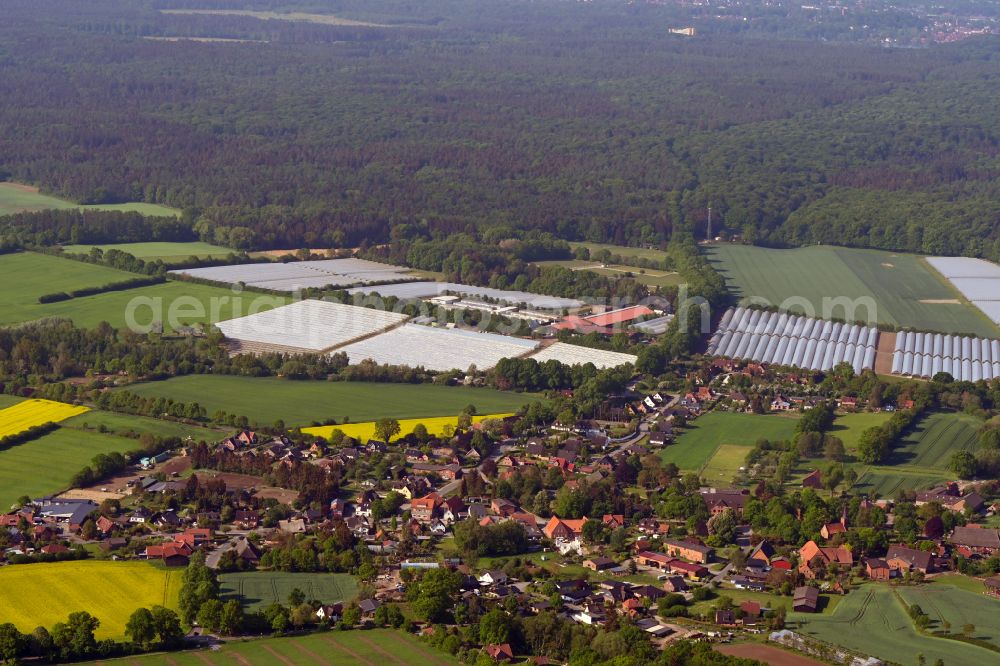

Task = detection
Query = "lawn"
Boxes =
[0,395,25,409]
[0,398,88,437]
[115,375,537,427]
[0,561,182,639]
[0,427,137,508]
[63,410,223,442]
[0,182,180,217]
[83,629,459,665]
[658,412,800,472]
[898,583,1000,649]
[700,444,751,484]
[62,241,236,262]
[304,413,514,441]
[220,572,359,612]
[828,412,892,450]
[791,585,996,665]
[705,244,999,337]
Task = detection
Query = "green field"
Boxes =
[0,427,137,508]
[534,259,683,288]
[658,412,800,472]
[115,375,538,427]
[85,629,459,665]
[828,411,893,450]
[569,241,669,263]
[0,252,284,330]
[220,572,359,612]
[0,561,182,639]
[63,410,223,442]
[0,394,25,409]
[706,244,999,337]
[791,585,996,665]
[0,182,180,217]
[850,412,981,497]
[62,241,236,262]
[700,444,751,484]
[898,584,1000,649]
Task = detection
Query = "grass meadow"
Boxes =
[705,244,999,337]
[0,253,284,330]
[898,583,1000,649]
[115,375,537,427]
[0,427,138,508]
[658,412,800,472]
[828,411,893,449]
[63,410,224,442]
[0,182,180,217]
[791,584,996,665]
[0,395,25,409]
[63,241,236,262]
[220,572,359,612]
[0,561,182,639]
[83,629,459,665]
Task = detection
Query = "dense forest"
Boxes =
[0,0,998,257]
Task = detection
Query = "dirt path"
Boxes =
[874,329,896,375]
[321,636,377,666]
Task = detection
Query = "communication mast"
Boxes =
[706,205,712,241]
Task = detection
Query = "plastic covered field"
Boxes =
[527,342,637,369]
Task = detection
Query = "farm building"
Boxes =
[171,258,413,291]
[584,305,655,327]
[215,299,409,354]
[336,324,539,372]
[890,330,1000,381]
[706,307,879,374]
[527,342,637,369]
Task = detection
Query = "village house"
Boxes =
[411,493,442,524]
[801,470,823,490]
[583,556,617,572]
[864,558,891,581]
[701,490,749,518]
[662,538,713,564]
[885,544,933,574]
[542,516,588,541]
[798,540,853,578]
[949,526,1000,556]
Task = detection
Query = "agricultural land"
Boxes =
[303,413,514,441]
[115,375,537,427]
[790,584,996,665]
[705,244,999,337]
[0,426,138,508]
[63,409,223,441]
[219,572,359,612]
[62,241,236,262]
[0,398,88,437]
[83,629,459,665]
[658,411,801,472]
[0,252,283,330]
[0,561,182,639]
[0,182,180,217]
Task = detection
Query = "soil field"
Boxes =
[716,643,826,666]
[0,182,180,217]
[706,244,999,337]
[115,375,536,427]
[0,561,182,639]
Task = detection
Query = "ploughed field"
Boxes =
[706,244,998,337]
[114,375,537,427]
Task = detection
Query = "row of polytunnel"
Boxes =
[892,330,1000,381]
[706,307,880,374]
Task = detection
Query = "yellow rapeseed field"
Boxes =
[0,561,182,638]
[0,399,89,438]
[302,413,513,441]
